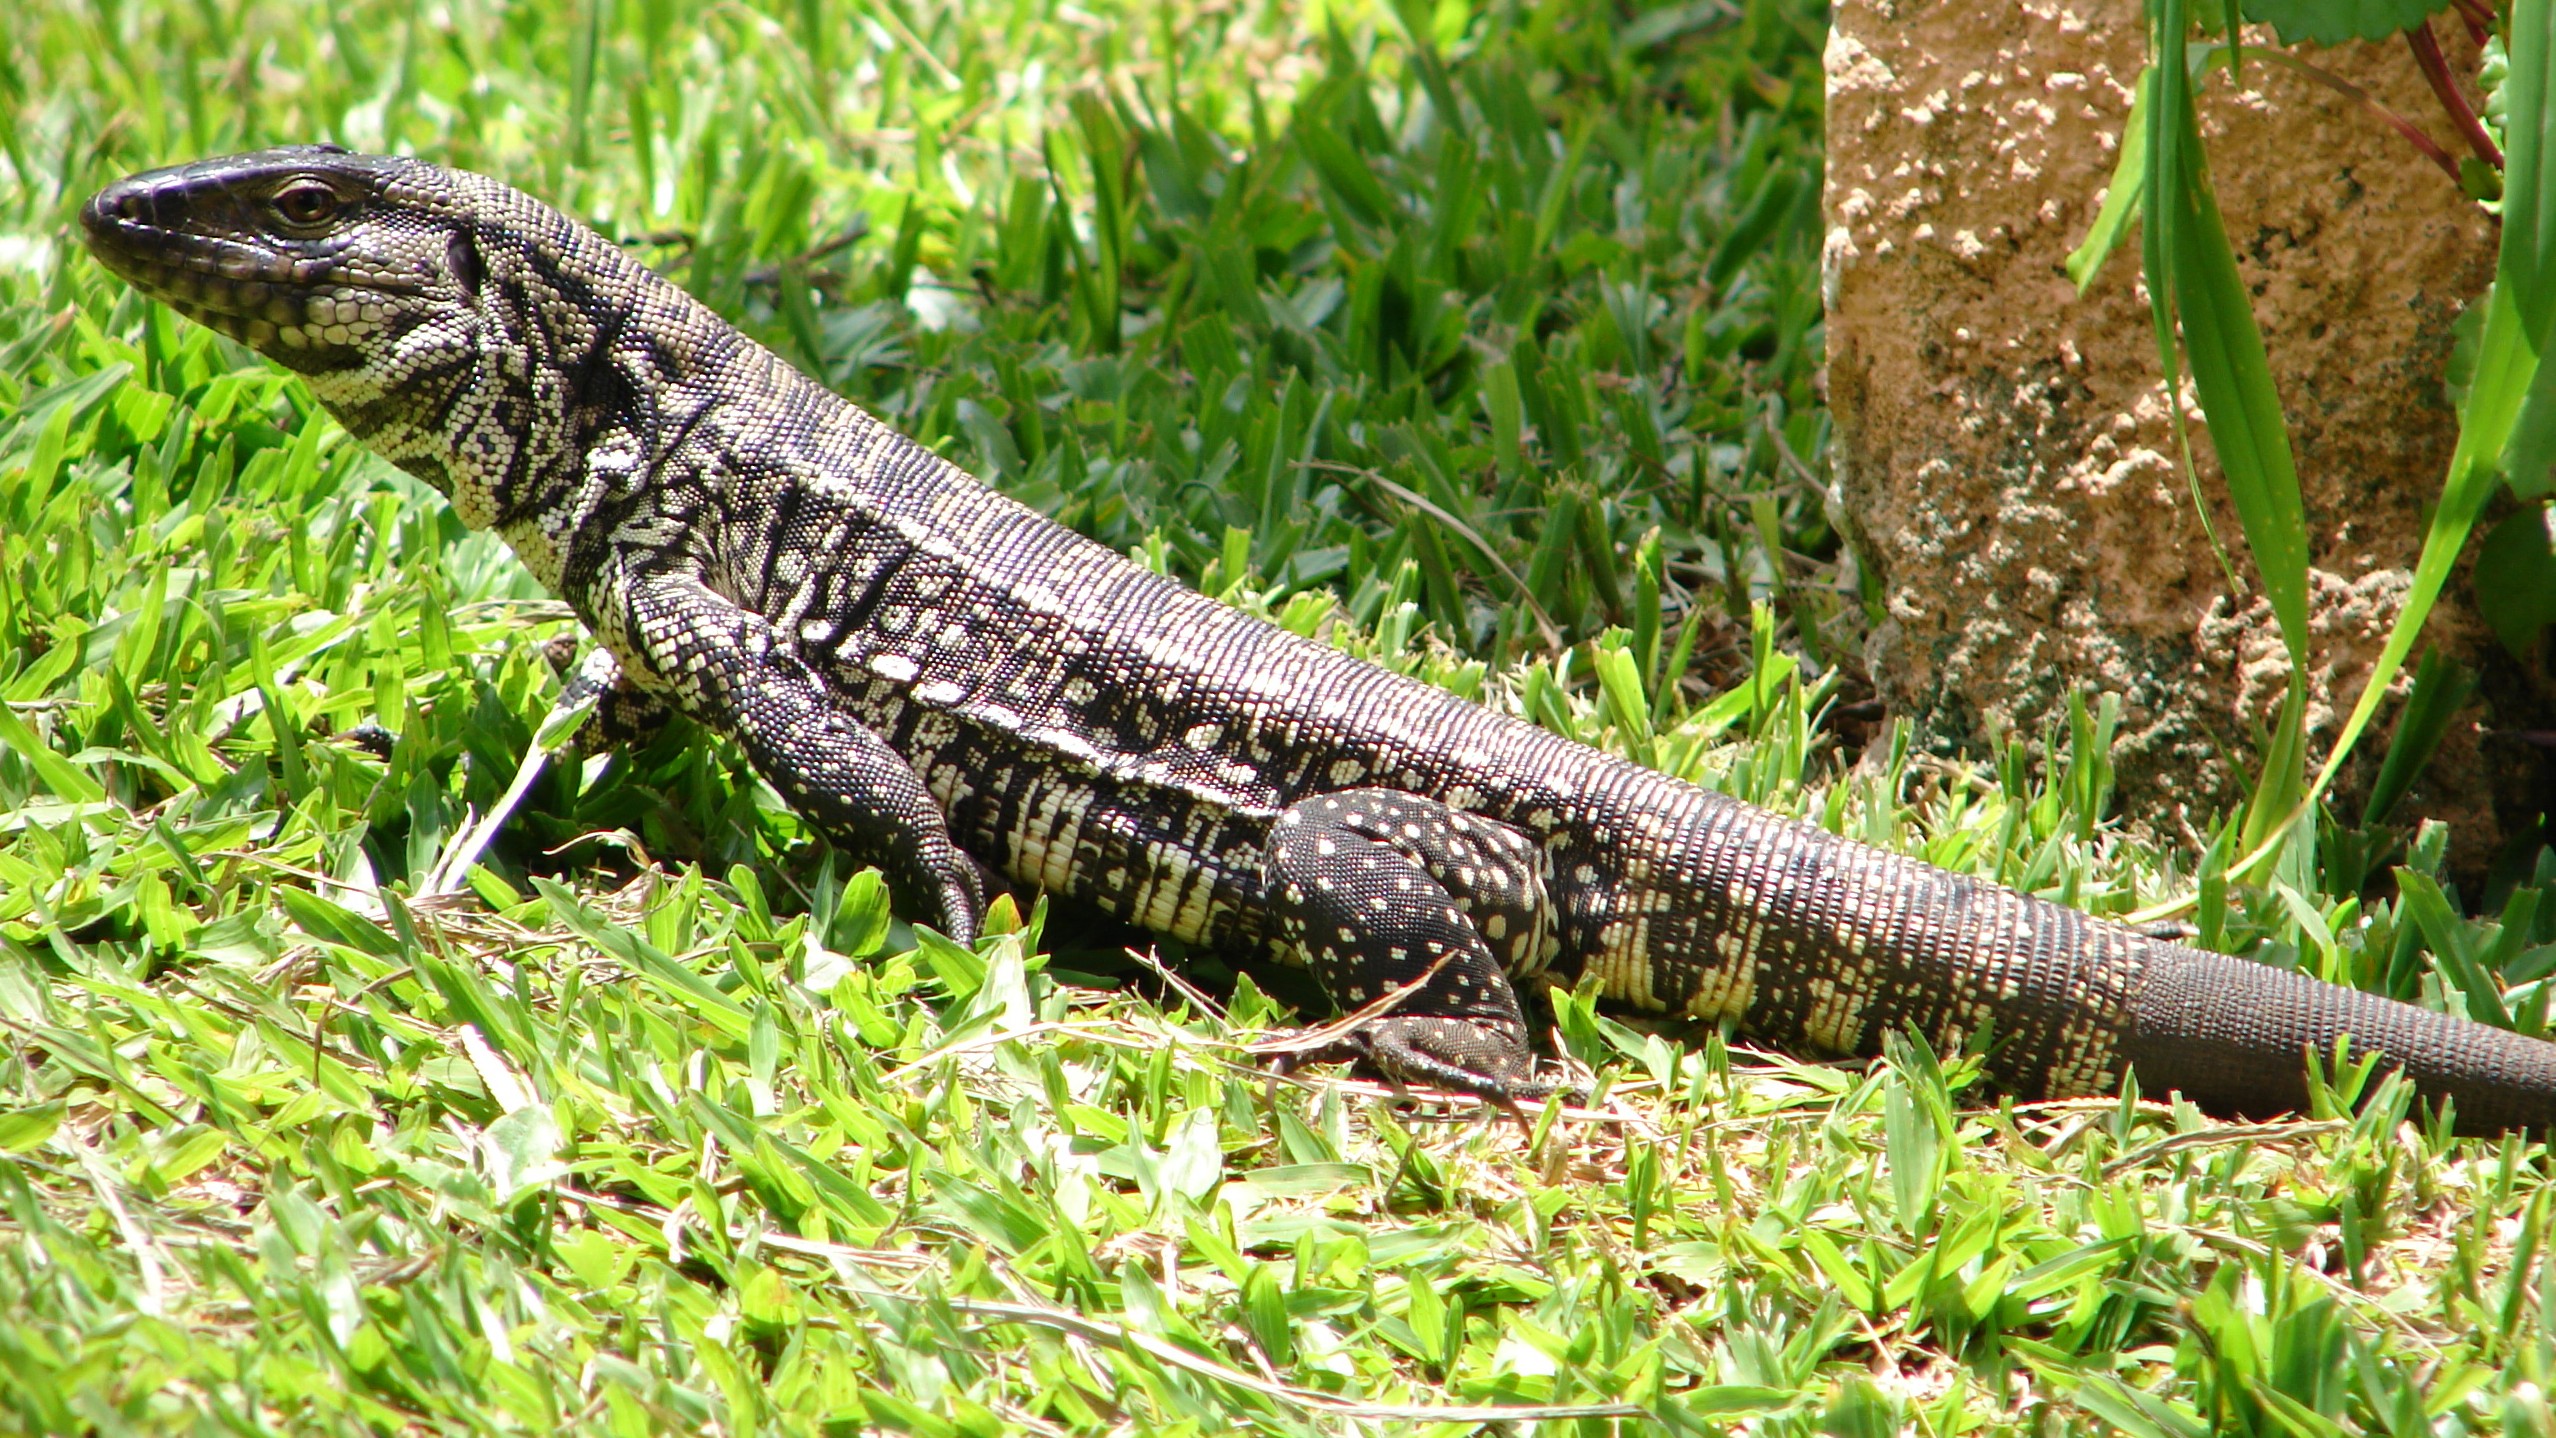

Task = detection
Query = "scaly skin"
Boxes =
[79,147,2556,1132]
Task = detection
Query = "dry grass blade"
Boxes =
[936,1296,1649,1421]
[2096,1117,2348,1180]
[1243,951,1456,1058]
[1299,458,1567,651]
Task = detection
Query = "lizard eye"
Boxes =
[270,180,342,229]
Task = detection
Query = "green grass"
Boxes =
[4,0,2556,1432]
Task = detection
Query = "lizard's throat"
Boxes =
[308,295,606,535]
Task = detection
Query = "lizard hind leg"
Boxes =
[1266,788,1558,1099]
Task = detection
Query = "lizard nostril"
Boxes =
[79,185,148,241]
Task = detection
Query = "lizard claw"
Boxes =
[1269,1016,1565,1102]
[932,864,988,947]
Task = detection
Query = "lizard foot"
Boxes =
[1274,1016,1565,1102]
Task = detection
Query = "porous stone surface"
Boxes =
[1823,0,2530,857]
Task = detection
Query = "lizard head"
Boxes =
[81,146,675,531]
[80,146,474,376]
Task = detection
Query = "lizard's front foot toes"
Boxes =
[336,721,400,759]
[922,871,986,948]
[1278,1016,1561,1102]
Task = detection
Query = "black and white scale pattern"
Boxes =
[79,147,2556,1131]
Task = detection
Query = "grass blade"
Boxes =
[2361,648,2475,826]
[2314,278,2537,801]
[2507,0,2556,345]
[2068,65,2151,293]
[2163,89,2309,663]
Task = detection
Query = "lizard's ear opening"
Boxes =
[447,231,484,304]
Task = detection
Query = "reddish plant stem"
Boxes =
[2450,0,2495,50]
[2408,19,2504,169]
[2241,47,2461,181]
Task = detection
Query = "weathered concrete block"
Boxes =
[1824,0,2534,857]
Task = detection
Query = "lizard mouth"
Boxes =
[80,166,422,363]
[83,196,295,335]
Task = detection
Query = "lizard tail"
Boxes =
[2119,945,2556,1135]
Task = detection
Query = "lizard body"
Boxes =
[80,147,2556,1130]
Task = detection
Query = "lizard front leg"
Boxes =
[614,572,985,942]
[559,646,679,749]
[1267,788,1558,1099]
